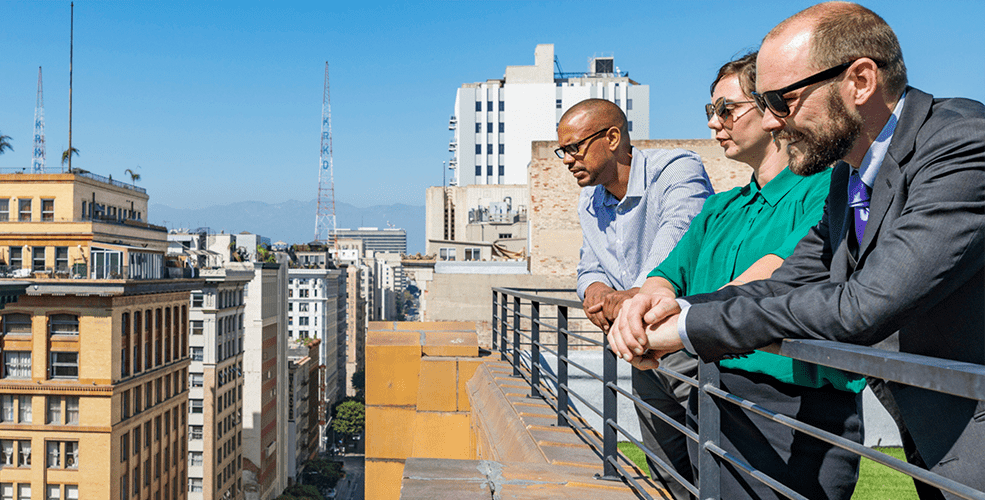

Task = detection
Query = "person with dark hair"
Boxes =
[612,2,984,499]
[559,98,712,500]
[619,51,860,500]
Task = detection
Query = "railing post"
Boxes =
[500,292,508,362]
[512,295,521,377]
[492,291,499,352]
[697,361,721,500]
[599,334,619,481]
[556,305,568,427]
[530,300,541,398]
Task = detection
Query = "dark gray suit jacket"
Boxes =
[683,88,985,483]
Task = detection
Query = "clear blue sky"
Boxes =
[1,1,982,212]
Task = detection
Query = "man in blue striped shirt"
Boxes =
[558,98,712,499]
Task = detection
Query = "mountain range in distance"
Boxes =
[150,199,426,255]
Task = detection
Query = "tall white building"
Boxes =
[286,267,347,420]
[448,43,649,186]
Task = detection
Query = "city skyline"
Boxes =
[0,0,982,215]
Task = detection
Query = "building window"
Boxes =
[3,313,31,335]
[121,434,129,462]
[464,248,481,261]
[189,478,203,493]
[486,122,493,133]
[627,98,633,110]
[55,247,68,273]
[486,144,493,154]
[191,320,203,335]
[3,440,32,467]
[190,374,203,388]
[438,248,456,262]
[474,122,481,133]
[299,317,309,326]
[190,426,203,440]
[191,293,203,308]
[189,451,203,466]
[190,399,203,414]
[486,100,492,111]
[628,121,633,132]
[0,199,8,221]
[0,395,31,423]
[556,99,562,109]
[0,441,14,466]
[49,352,79,379]
[498,144,505,154]
[3,351,31,379]
[8,247,22,269]
[18,199,31,221]
[32,247,46,272]
[615,98,621,107]
[474,144,481,155]
[47,397,61,424]
[498,101,505,111]
[191,347,203,361]
[50,314,79,336]
[46,441,78,469]
[474,101,481,112]
[41,199,54,221]
[498,122,504,133]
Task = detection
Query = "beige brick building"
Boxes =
[0,172,198,499]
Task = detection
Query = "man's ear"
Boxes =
[606,126,621,152]
[846,57,880,107]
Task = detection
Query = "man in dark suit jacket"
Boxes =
[611,2,984,498]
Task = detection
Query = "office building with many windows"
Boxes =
[447,44,649,186]
[0,171,196,500]
[187,266,252,500]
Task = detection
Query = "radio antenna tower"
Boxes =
[314,62,339,257]
[32,67,46,173]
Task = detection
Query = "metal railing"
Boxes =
[491,287,985,500]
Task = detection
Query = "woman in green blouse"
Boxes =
[616,53,864,500]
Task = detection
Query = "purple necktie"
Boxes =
[848,170,870,244]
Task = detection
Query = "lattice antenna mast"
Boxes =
[314,62,339,258]
[32,67,46,174]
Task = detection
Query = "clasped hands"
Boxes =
[606,290,687,370]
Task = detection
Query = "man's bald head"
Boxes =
[559,99,629,139]
[766,1,907,98]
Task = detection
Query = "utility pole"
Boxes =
[67,2,74,172]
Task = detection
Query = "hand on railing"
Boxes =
[584,285,639,332]
[609,292,685,369]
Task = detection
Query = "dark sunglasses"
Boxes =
[705,97,756,123]
[554,127,611,159]
[751,60,856,118]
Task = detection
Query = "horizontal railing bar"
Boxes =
[655,365,699,389]
[562,383,604,419]
[776,339,985,401]
[492,286,583,308]
[609,383,697,443]
[607,419,698,497]
[703,383,985,500]
[604,455,656,500]
[703,441,807,500]
[559,355,605,383]
[563,330,605,347]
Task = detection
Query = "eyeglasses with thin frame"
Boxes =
[554,127,611,159]
[705,97,756,124]
[751,60,857,118]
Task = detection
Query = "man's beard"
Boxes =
[779,89,863,176]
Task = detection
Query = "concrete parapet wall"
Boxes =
[365,321,491,500]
